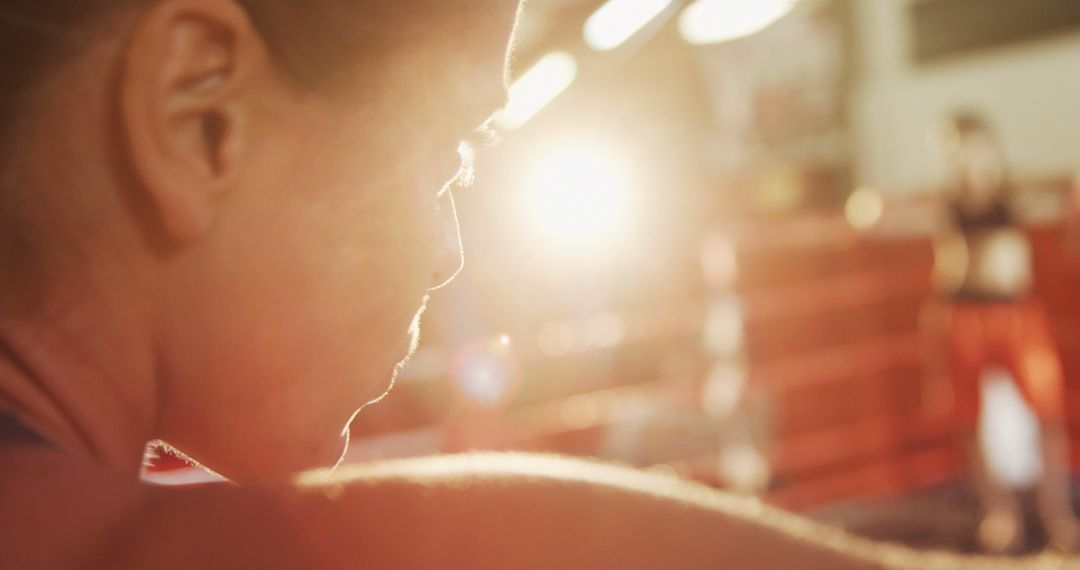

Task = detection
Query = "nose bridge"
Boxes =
[429,190,464,291]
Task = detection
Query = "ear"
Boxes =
[120,0,266,242]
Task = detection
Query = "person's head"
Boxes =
[933,111,1009,202]
[0,0,521,481]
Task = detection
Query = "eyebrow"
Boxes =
[465,89,509,133]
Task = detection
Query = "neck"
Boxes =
[0,282,158,478]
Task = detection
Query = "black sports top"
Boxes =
[0,411,50,448]
[945,189,1030,303]
[948,191,1015,232]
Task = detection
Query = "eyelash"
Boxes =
[440,125,500,196]
[466,124,501,148]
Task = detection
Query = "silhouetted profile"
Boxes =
[0,2,1071,568]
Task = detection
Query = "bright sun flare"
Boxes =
[522,145,632,251]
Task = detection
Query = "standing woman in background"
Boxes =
[930,112,1076,553]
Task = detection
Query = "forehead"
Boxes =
[439,4,519,108]
[400,5,518,131]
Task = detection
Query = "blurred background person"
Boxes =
[869,110,1077,553]
[927,112,1076,553]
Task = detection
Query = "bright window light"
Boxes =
[679,0,796,45]
[585,0,675,51]
[495,52,577,131]
[521,144,633,251]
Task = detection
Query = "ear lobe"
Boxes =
[120,0,262,243]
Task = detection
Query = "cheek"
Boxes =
[198,170,443,405]
[261,132,442,322]
[296,187,440,352]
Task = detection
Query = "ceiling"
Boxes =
[514,0,600,51]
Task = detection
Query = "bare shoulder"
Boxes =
[0,447,311,569]
[288,453,1073,570]
[1,450,1071,569]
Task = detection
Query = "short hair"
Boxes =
[0,0,501,310]
[0,1,475,127]
[942,110,994,138]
